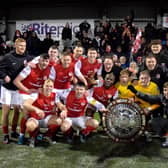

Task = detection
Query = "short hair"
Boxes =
[103,53,113,59]
[120,69,130,76]
[146,52,157,60]
[139,70,150,77]
[103,55,113,62]
[87,47,97,52]
[40,53,50,59]
[163,82,168,88]
[74,44,84,50]
[75,82,86,88]
[61,51,72,57]
[43,79,54,87]
[15,38,26,44]
[149,39,162,47]
[49,45,58,50]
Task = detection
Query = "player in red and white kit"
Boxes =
[23,79,67,147]
[88,73,118,125]
[71,45,85,64]
[14,53,51,104]
[89,73,118,106]
[49,51,87,95]
[75,47,102,88]
[13,53,51,144]
[59,82,107,143]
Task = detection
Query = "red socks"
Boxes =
[11,124,17,132]
[28,128,39,138]
[2,125,8,134]
[81,126,95,136]
[20,117,27,134]
[45,124,60,137]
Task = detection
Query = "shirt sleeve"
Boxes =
[49,66,56,81]
[56,89,70,103]
[74,60,82,76]
[55,94,61,103]
[29,92,38,101]
[97,63,102,76]
[113,90,119,99]
[19,66,31,79]
[87,96,105,111]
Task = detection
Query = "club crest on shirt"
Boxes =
[107,94,112,98]
[68,72,73,76]
[51,101,55,106]
[43,76,48,80]
[81,102,86,106]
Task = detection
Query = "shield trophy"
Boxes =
[102,98,146,142]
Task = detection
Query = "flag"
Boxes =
[131,29,142,54]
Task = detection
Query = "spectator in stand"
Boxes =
[81,31,92,55]
[115,45,124,58]
[128,61,139,81]
[41,32,54,53]
[100,55,122,84]
[92,35,101,54]
[104,44,113,56]
[62,22,72,49]
[144,22,156,43]
[121,26,132,54]
[79,20,91,33]
[147,39,168,68]
[13,30,22,42]
[100,34,110,54]
[119,56,129,69]
[27,31,41,57]
[22,31,29,41]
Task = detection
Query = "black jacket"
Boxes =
[0,50,32,90]
[136,92,168,117]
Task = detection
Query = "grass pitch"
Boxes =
[0,109,168,168]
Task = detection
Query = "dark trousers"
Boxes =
[151,117,168,136]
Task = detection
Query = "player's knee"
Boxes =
[87,119,99,128]
[26,118,38,132]
[55,118,62,126]
[61,121,71,132]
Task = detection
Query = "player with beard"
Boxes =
[13,53,51,145]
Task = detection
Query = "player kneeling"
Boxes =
[59,82,107,143]
[23,79,67,147]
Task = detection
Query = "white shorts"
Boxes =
[28,115,52,128]
[53,87,72,96]
[0,86,20,105]
[19,92,37,106]
[65,116,91,129]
